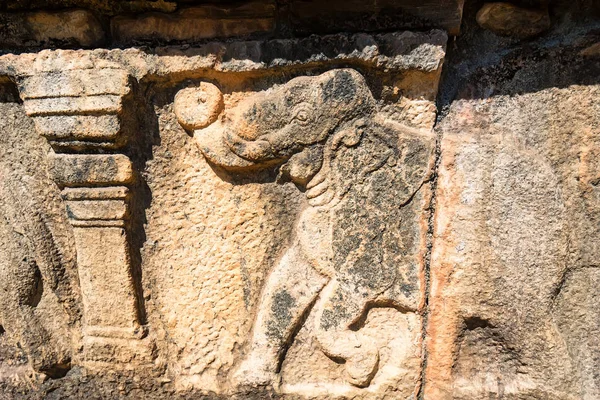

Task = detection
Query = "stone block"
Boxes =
[73,226,139,329]
[0,31,447,78]
[19,69,129,99]
[33,115,121,140]
[476,2,551,38]
[111,2,276,44]
[49,154,134,187]
[62,186,129,201]
[289,0,465,36]
[65,199,128,221]
[426,85,600,400]
[0,9,104,48]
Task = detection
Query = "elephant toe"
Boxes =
[345,343,379,387]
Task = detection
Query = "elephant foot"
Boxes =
[231,353,279,389]
[344,344,379,387]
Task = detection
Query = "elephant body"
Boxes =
[190,69,432,387]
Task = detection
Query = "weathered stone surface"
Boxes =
[33,115,121,140]
[0,25,444,398]
[0,31,447,77]
[0,103,81,380]
[580,42,600,57]
[289,0,465,36]
[0,0,178,14]
[65,199,129,221]
[24,95,123,116]
[476,2,551,38]
[174,82,224,130]
[0,0,463,47]
[48,154,134,187]
[0,3,598,399]
[425,16,600,399]
[0,9,104,49]
[18,69,129,99]
[111,2,276,44]
[181,69,434,392]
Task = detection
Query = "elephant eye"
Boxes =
[293,104,312,126]
[296,111,308,122]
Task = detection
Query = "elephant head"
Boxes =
[190,69,376,184]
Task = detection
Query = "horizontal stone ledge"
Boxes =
[24,95,123,117]
[19,69,130,99]
[0,9,105,49]
[147,30,448,75]
[49,154,134,187]
[62,186,129,201]
[289,0,464,36]
[83,325,148,340]
[49,140,125,152]
[81,335,156,365]
[70,220,126,228]
[111,1,276,45]
[0,30,447,79]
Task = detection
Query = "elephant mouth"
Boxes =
[193,124,288,170]
[223,129,277,162]
[193,124,256,169]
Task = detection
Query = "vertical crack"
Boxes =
[418,119,444,400]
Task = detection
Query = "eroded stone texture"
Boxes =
[426,20,600,399]
[0,29,443,398]
[173,82,224,130]
[288,0,465,35]
[0,3,598,399]
[0,9,104,49]
[476,2,551,38]
[0,103,81,380]
[111,2,276,45]
[182,69,435,393]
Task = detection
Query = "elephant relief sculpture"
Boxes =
[0,163,79,378]
[175,69,433,388]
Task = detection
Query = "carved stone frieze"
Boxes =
[1,3,599,399]
[0,30,446,397]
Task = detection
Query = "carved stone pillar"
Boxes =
[17,68,154,369]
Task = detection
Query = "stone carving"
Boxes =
[15,66,155,370]
[0,165,77,378]
[177,68,433,388]
[174,82,224,131]
[0,32,444,396]
[0,4,597,398]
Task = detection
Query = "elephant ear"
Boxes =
[278,144,324,186]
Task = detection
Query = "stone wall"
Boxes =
[0,1,598,399]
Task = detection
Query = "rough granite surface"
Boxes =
[0,1,599,399]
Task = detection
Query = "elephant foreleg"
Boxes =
[232,242,328,387]
[0,230,69,378]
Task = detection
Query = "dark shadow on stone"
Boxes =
[0,79,21,103]
[436,0,600,117]
[26,261,43,308]
[123,77,161,326]
[349,300,415,331]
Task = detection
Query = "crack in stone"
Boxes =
[417,118,443,400]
